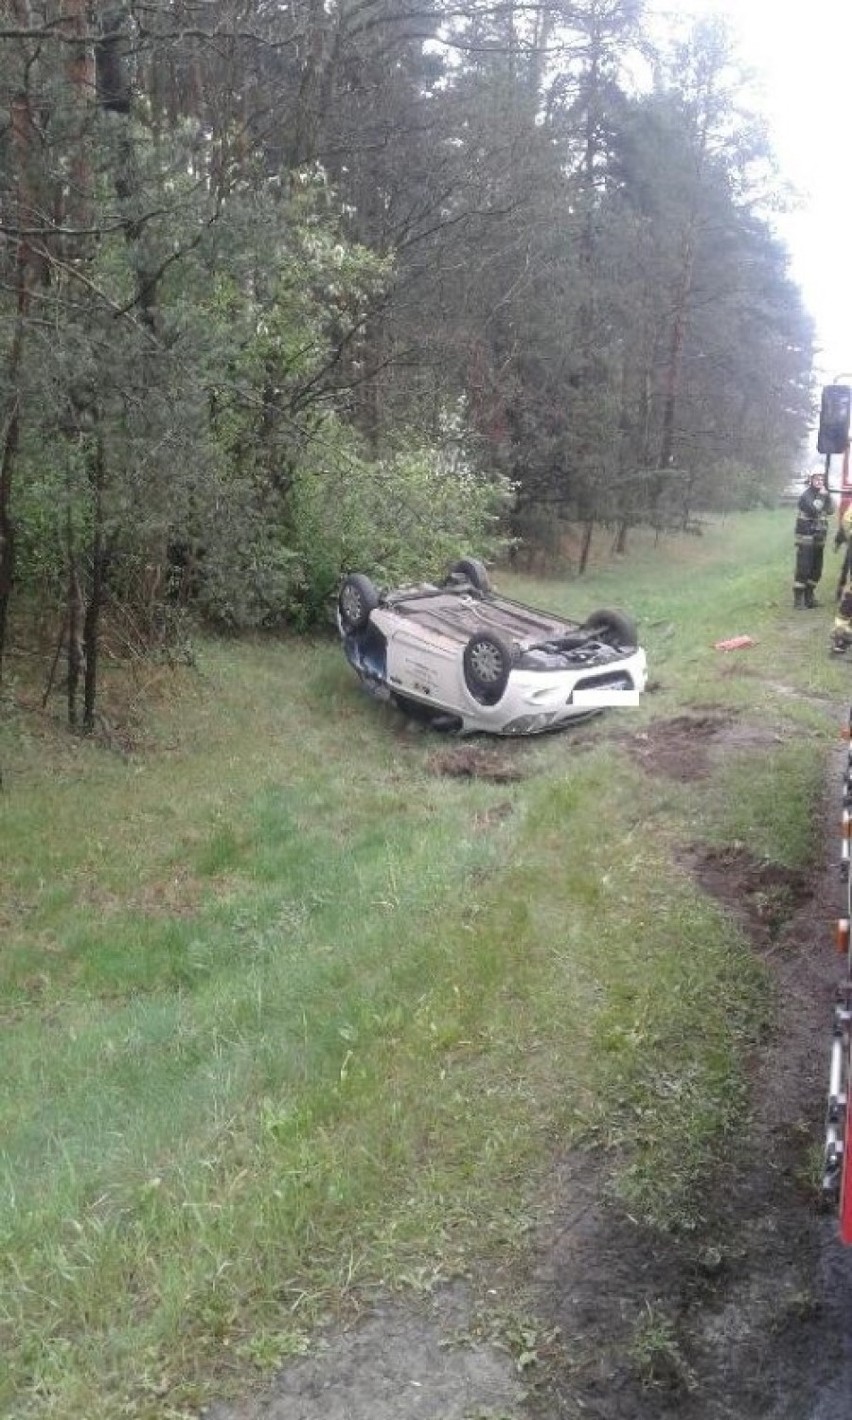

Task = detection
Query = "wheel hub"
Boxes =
[470,643,502,682]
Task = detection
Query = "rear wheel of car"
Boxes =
[583,608,638,650]
[338,574,379,632]
[447,557,492,593]
[463,631,512,704]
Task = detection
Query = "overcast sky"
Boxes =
[650,0,852,384]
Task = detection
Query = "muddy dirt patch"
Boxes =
[427,746,526,782]
[627,714,735,781]
[624,714,786,782]
[683,842,814,947]
[205,1285,529,1420]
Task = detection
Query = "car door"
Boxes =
[384,618,461,707]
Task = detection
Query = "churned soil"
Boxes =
[209,713,852,1420]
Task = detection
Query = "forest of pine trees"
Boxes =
[0,0,814,724]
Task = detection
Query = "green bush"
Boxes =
[287,420,513,625]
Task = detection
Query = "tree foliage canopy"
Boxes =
[0,0,814,721]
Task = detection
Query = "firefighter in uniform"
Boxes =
[793,467,833,608]
[832,501,852,652]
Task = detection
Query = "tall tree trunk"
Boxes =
[83,432,107,730]
[66,502,83,728]
[578,518,595,574]
[0,89,39,681]
[0,394,20,684]
[290,0,333,167]
[658,222,695,473]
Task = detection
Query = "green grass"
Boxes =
[0,508,845,1417]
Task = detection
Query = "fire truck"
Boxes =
[809,381,852,1241]
[820,380,852,1242]
[824,725,852,1243]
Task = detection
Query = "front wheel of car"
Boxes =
[338,574,379,632]
[583,608,638,650]
[447,557,492,593]
[463,631,512,704]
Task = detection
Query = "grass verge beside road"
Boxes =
[0,509,845,1417]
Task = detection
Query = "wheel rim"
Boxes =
[470,640,503,683]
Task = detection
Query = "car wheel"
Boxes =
[447,557,492,593]
[583,608,638,650]
[463,631,512,704]
[338,574,379,632]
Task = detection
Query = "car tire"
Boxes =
[463,631,512,704]
[338,574,379,632]
[583,608,638,650]
[447,557,492,593]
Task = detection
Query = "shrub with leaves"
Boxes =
[287,413,513,626]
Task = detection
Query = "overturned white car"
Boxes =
[337,558,648,736]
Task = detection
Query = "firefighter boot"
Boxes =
[804,586,818,608]
[794,586,805,609]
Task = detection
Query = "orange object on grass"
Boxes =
[713,635,757,651]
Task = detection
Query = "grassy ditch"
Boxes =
[0,509,846,1418]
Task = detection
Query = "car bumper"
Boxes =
[457,648,648,735]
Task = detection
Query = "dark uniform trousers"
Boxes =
[794,485,832,607]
